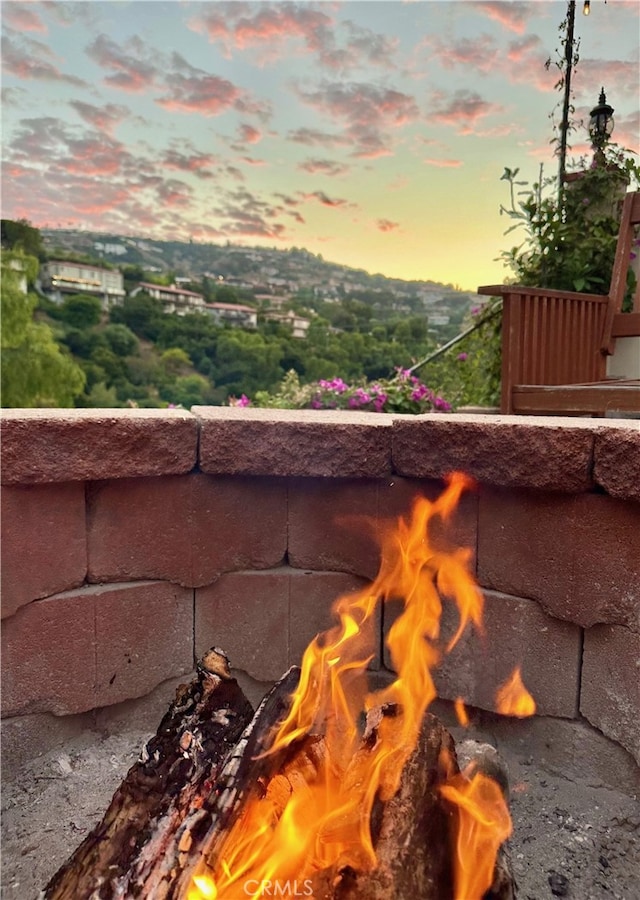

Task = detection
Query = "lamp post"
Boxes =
[557,0,594,206]
[558,0,577,200]
[589,87,615,165]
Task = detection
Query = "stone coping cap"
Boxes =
[1,408,637,497]
[1,409,197,484]
[193,405,393,478]
[392,413,639,494]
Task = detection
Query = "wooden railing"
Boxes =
[478,190,640,416]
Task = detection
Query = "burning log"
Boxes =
[43,648,257,900]
[307,706,458,900]
[44,657,516,900]
[45,474,523,900]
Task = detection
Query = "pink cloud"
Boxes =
[298,158,349,177]
[86,34,157,92]
[296,81,418,157]
[212,188,289,239]
[577,58,640,100]
[430,89,504,135]
[300,191,351,209]
[424,158,463,168]
[156,179,194,208]
[612,110,640,153]
[424,30,554,93]
[238,123,262,144]
[288,127,351,150]
[189,4,335,65]
[2,5,47,32]
[154,56,269,121]
[426,34,499,75]
[2,34,86,86]
[162,149,217,177]
[473,1,533,34]
[376,219,399,232]
[274,192,300,208]
[189,3,396,74]
[157,71,241,115]
[57,138,131,177]
[1,156,211,240]
[70,101,129,135]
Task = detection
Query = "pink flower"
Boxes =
[229,394,251,407]
[457,352,468,362]
[410,384,430,402]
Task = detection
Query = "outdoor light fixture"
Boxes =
[583,1,590,15]
[589,87,614,156]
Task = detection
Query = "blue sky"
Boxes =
[2,0,638,288]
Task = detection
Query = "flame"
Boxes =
[440,771,512,899]
[496,666,536,718]
[187,473,523,900]
[454,697,470,727]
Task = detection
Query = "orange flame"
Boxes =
[440,771,512,899]
[187,473,522,900]
[454,697,470,727]
[495,666,536,718]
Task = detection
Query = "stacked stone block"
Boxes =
[1,408,638,773]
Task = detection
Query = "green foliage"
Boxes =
[103,323,138,357]
[1,219,45,259]
[56,293,103,329]
[81,381,119,408]
[499,148,639,297]
[160,347,192,376]
[110,292,164,339]
[421,304,502,409]
[1,252,85,407]
[160,374,214,407]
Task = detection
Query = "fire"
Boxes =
[439,772,512,899]
[496,666,536,718]
[454,697,470,727]
[187,473,526,900]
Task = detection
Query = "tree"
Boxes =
[1,252,86,407]
[110,292,164,339]
[103,323,139,357]
[160,347,192,376]
[160,374,213,407]
[1,218,44,259]
[57,293,103,329]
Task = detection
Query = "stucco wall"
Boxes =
[2,408,639,778]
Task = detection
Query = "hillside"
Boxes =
[41,228,477,337]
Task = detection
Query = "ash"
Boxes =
[2,725,638,900]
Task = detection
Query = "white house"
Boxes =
[204,302,258,329]
[131,282,205,315]
[41,260,125,307]
[264,309,311,338]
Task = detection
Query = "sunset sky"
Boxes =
[2,0,638,289]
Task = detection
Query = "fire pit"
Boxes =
[1,409,639,899]
[41,477,537,899]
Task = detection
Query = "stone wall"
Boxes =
[2,408,639,782]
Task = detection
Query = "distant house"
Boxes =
[41,260,125,307]
[131,282,205,315]
[264,309,311,339]
[204,302,257,329]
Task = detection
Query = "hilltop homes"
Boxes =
[130,281,206,315]
[41,260,125,307]
[205,302,258,329]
